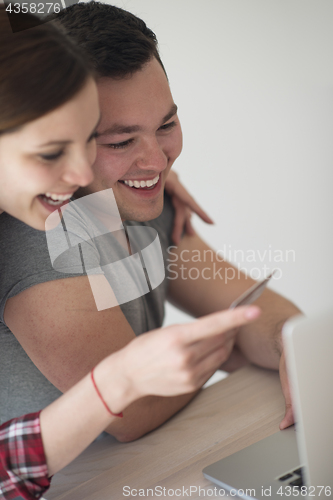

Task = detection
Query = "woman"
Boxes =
[0,8,260,500]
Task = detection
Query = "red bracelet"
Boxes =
[91,368,123,418]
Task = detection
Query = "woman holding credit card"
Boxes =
[0,8,261,500]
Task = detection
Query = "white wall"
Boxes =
[86,0,333,322]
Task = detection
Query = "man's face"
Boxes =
[77,57,183,222]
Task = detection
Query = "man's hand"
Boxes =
[165,170,214,245]
[279,350,294,429]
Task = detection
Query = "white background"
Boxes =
[95,0,333,325]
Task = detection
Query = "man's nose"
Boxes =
[135,137,167,172]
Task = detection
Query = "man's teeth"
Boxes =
[42,192,73,205]
[123,175,159,188]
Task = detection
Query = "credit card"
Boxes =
[229,270,276,309]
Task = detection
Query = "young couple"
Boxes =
[0,2,299,499]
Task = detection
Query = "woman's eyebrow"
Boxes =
[38,115,102,147]
[38,140,72,147]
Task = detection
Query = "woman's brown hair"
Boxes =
[0,6,93,134]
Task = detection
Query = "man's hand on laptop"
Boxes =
[165,170,214,245]
[279,350,295,429]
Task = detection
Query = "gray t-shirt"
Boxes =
[0,194,174,424]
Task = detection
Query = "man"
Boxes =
[0,1,298,441]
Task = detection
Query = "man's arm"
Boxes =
[168,233,299,363]
[4,275,202,443]
[167,233,301,425]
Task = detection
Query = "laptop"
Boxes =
[203,308,333,499]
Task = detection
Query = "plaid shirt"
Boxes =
[0,412,50,500]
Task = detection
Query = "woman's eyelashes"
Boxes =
[39,133,98,162]
[39,150,65,162]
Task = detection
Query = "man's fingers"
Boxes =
[166,170,214,225]
[171,197,185,245]
[174,183,214,224]
[184,194,214,225]
[181,306,261,344]
[280,404,294,430]
[279,350,295,429]
[185,212,196,236]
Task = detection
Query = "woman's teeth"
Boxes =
[40,192,73,205]
[123,174,159,188]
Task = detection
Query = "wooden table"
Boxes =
[46,365,285,500]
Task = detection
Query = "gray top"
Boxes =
[0,193,174,424]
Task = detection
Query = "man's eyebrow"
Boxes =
[161,103,178,125]
[98,103,178,137]
[98,124,141,136]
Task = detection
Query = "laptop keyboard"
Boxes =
[278,467,304,487]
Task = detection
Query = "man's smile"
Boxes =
[118,173,162,196]
[120,174,160,189]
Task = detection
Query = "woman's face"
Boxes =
[0,78,100,230]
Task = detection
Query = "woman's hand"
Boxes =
[40,305,261,476]
[102,305,261,412]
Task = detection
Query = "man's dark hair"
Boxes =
[53,1,166,79]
